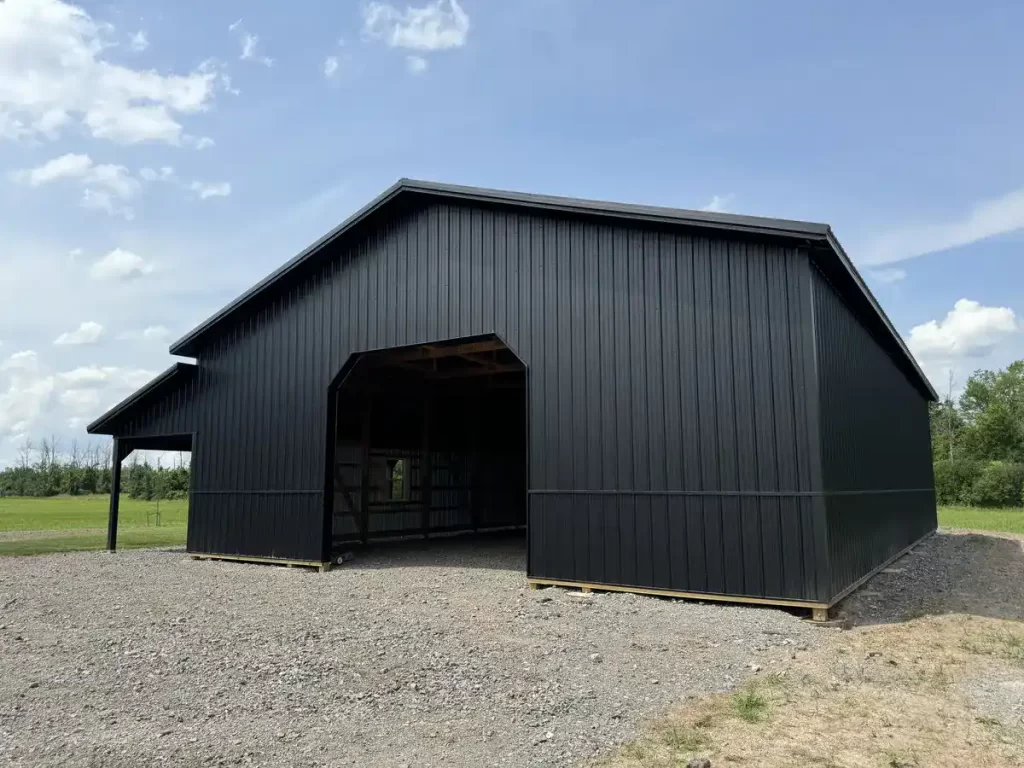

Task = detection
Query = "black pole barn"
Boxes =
[88,179,937,617]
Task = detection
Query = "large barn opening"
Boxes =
[326,335,527,555]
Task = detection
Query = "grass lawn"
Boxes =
[938,505,1024,534]
[0,495,187,556]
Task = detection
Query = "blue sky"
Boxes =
[1,0,1023,466]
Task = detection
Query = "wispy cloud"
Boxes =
[700,194,734,213]
[190,181,232,200]
[89,248,155,281]
[865,267,906,284]
[129,30,148,52]
[406,55,428,74]
[238,31,273,67]
[861,187,1024,266]
[324,56,340,78]
[363,0,469,50]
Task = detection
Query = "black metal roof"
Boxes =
[168,178,935,399]
[86,362,196,434]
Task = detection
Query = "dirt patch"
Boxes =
[596,530,1024,767]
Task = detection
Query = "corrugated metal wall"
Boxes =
[176,199,827,601]
[811,266,936,598]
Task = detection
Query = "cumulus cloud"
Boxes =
[194,136,215,150]
[907,299,1019,391]
[190,181,231,200]
[0,0,223,144]
[129,30,148,52]
[89,248,154,280]
[363,0,469,51]
[0,350,155,440]
[862,188,1024,266]
[54,321,104,346]
[13,153,141,218]
[406,55,428,74]
[700,194,734,213]
[909,299,1017,361]
[324,56,340,78]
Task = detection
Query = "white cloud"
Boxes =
[700,194,734,213]
[0,350,155,439]
[406,55,428,74]
[117,325,170,343]
[0,0,222,144]
[13,153,93,185]
[129,30,148,52]
[228,18,243,33]
[53,321,104,346]
[195,136,215,150]
[324,56,340,78]
[69,247,83,260]
[190,180,231,200]
[139,166,175,182]
[81,188,134,219]
[908,299,1019,391]
[238,31,273,67]
[866,267,906,284]
[862,188,1024,266]
[13,153,141,218]
[89,248,154,280]
[363,0,469,51]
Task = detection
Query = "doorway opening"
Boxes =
[326,335,527,553]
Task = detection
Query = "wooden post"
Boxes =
[106,438,123,552]
[420,390,432,538]
[359,397,372,545]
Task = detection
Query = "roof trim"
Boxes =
[167,178,933,400]
[86,362,196,434]
[169,179,831,357]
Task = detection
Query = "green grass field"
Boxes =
[0,497,1020,557]
[0,495,187,556]
[937,505,1024,534]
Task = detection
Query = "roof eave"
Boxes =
[86,363,196,434]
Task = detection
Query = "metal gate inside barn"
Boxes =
[327,335,527,549]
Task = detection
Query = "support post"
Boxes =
[359,397,372,545]
[469,390,481,532]
[107,438,123,552]
[420,390,433,538]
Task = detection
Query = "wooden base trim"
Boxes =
[826,528,935,608]
[190,553,331,572]
[526,577,828,612]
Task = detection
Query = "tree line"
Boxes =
[0,438,190,500]
[930,361,1024,507]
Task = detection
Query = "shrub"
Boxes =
[969,461,1024,508]
[933,459,982,506]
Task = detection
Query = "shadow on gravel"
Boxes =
[336,529,527,573]
[836,531,1024,628]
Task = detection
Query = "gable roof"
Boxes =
[169,178,935,400]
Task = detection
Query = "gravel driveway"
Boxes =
[0,534,825,767]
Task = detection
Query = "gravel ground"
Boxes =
[837,529,1024,626]
[0,535,826,768]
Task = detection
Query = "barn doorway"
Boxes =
[326,335,527,554]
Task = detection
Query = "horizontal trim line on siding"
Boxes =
[192,490,324,495]
[529,488,933,497]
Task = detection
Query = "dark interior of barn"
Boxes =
[329,337,527,552]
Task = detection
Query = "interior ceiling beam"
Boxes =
[431,364,523,380]
[386,339,506,364]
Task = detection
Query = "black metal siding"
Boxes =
[811,266,936,598]
[179,200,826,599]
